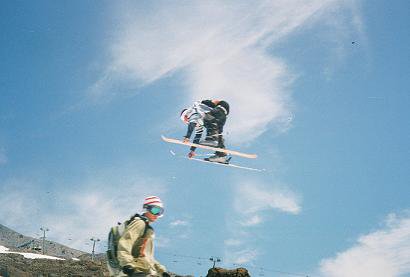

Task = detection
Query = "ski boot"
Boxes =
[200,138,219,147]
[205,155,231,164]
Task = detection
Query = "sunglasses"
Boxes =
[147,205,164,216]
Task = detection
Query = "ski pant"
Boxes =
[107,263,153,277]
[107,262,128,277]
[204,106,227,157]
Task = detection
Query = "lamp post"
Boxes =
[90,237,100,261]
[39,227,49,255]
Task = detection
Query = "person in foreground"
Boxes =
[107,196,170,277]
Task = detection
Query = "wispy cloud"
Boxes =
[90,0,364,143]
[319,212,410,277]
[163,217,193,244]
[319,0,370,78]
[224,239,243,247]
[169,219,189,228]
[0,171,167,252]
[0,178,38,228]
[234,181,301,225]
[223,180,301,264]
[229,249,259,265]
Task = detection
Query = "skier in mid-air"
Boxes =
[180,99,230,163]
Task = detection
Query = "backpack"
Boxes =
[107,214,149,269]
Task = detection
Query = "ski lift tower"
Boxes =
[209,256,221,268]
[90,237,100,261]
[39,227,49,255]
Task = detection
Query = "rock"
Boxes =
[0,253,109,276]
[206,267,250,277]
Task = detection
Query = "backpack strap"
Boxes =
[127,213,151,237]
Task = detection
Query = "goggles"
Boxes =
[147,205,164,216]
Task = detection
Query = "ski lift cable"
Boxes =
[160,251,314,276]
[232,263,313,277]
[161,251,209,261]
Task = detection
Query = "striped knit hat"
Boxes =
[143,196,164,208]
[180,109,189,124]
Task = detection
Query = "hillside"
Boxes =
[0,224,85,259]
[0,250,108,277]
[0,224,248,276]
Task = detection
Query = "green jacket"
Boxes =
[117,217,166,276]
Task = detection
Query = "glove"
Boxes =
[122,265,135,276]
[162,272,172,277]
[188,151,195,158]
[154,263,167,274]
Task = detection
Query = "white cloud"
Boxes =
[318,1,370,78]
[228,249,259,265]
[319,213,410,277]
[0,171,167,252]
[91,0,364,143]
[241,215,263,227]
[223,180,301,265]
[162,216,194,246]
[234,182,301,225]
[169,219,189,228]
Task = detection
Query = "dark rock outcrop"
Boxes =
[0,253,109,277]
[206,267,250,277]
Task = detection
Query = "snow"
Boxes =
[0,244,65,260]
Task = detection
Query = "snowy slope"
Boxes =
[0,245,64,260]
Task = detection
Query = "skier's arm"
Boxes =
[189,132,202,152]
[184,122,196,140]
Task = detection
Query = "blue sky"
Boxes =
[1,1,409,276]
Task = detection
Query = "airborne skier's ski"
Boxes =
[161,135,257,159]
[168,150,263,172]
[188,157,264,172]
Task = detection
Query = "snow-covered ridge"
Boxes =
[0,245,64,260]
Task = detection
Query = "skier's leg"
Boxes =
[201,113,219,147]
[207,113,229,163]
[214,118,227,157]
[202,106,227,149]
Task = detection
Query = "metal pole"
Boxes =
[42,230,45,254]
[90,238,100,261]
[40,227,49,255]
[210,257,221,268]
